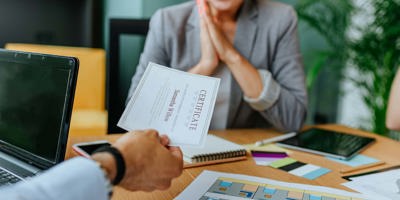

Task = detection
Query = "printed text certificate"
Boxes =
[118,62,220,147]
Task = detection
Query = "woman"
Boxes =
[127,0,307,132]
[387,69,400,130]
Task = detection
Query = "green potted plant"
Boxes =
[291,0,354,124]
[348,0,400,136]
[295,0,354,89]
[296,0,399,137]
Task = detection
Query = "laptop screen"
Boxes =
[0,49,78,168]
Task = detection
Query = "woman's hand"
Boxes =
[201,1,263,98]
[201,3,241,65]
[189,0,219,76]
[192,0,263,98]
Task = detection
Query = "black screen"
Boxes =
[278,128,375,159]
[0,59,70,163]
[78,142,111,155]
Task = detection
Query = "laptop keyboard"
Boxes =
[0,168,22,186]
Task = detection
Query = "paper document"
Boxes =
[175,170,368,200]
[343,168,400,200]
[118,62,220,147]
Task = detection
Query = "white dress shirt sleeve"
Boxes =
[244,69,281,111]
[0,157,109,200]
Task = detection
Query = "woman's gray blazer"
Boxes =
[127,0,307,132]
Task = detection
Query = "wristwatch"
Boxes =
[93,145,126,185]
[92,146,126,199]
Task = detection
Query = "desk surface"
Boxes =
[66,124,400,200]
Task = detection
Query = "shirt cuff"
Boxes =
[244,69,281,111]
[11,157,110,200]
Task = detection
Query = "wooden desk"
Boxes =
[66,124,400,200]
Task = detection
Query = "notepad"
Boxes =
[181,135,247,168]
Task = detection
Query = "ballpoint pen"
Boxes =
[254,132,297,146]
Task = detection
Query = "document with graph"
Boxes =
[175,170,369,200]
[118,62,220,147]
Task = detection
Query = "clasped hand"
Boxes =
[192,0,241,76]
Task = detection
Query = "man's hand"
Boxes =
[92,130,183,192]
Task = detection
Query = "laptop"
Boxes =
[0,49,78,186]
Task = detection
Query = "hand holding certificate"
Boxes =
[118,62,220,147]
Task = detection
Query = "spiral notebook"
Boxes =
[181,135,247,168]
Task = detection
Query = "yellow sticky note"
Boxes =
[243,143,292,154]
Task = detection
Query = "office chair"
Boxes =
[107,18,149,133]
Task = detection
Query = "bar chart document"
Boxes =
[175,170,368,200]
[118,62,220,147]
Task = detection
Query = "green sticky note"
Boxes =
[269,158,297,168]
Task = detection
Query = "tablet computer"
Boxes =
[277,128,376,160]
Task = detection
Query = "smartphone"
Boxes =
[72,140,112,158]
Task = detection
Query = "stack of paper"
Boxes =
[343,168,400,200]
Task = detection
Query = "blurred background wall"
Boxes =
[1,0,398,138]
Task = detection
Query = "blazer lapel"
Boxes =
[227,0,258,127]
[234,0,258,61]
[186,6,201,66]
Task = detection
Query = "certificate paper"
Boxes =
[118,62,220,147]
